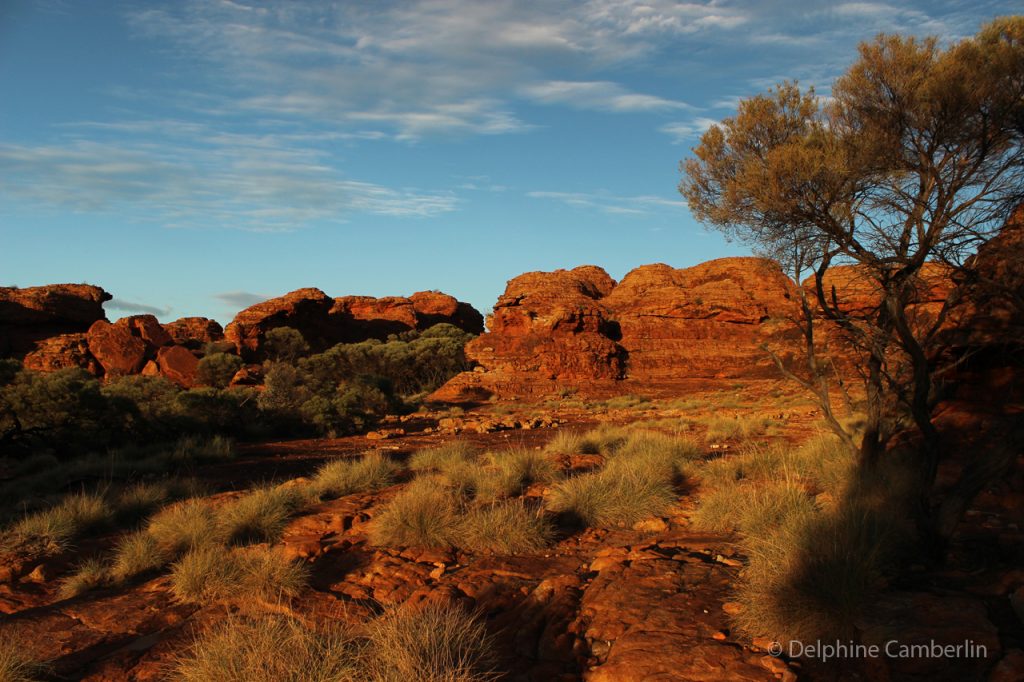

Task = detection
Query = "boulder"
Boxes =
[0,283,110,357]
[155,345,199,388]
[410,291,484,333]
[86,320,148,375]
[116,314,173,349]
[163,317,225,349]
[329,295,420,342]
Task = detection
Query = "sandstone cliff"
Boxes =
[0,284,110,357]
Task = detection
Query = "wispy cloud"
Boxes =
[107,298,172,317]
[528,190,685,215]
[522,80,691,112]
[214,291,268,308]
[660,117,719,144]
[0,135,457,231]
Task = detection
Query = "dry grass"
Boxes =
[173,603,498,682]
[365,603,499,682]
[691,479,818,536]
[475,448,560,501]
[0,635,51,682]
[548,467,676,527]
[409,441,479,472]
[703,415,772,442]
[313,452,399,500]
[8,491,112,548]
[147,499,218,555]
[171,614,361,682]
[58,558,109,599]
[218,485,307,545]
[369,478,461,549]
[169,545,308,604]
[110,530,168,582]
[458,500,553,554]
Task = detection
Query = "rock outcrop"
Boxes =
[434,258,801,401]
[0,284,110,357]
[226,288,484,361]
[163,317,225,350]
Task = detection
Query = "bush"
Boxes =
[0,367,124,455]
[172,614,361,682]
[264,327,310,363]
[196,353,243,389]
[313,453,400,500]
[370,478,461,549]
[475,448,560,501]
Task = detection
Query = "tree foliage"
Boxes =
[680,17,1024,546]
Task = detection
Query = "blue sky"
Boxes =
[1,1,1017,323]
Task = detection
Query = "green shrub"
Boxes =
[264,327,310,363]
[370,478,461,549]
[196,353,244,389]
[313,453,399,500]
[458,500,552,554]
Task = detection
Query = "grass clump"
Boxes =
[475,448,560,501]
[172,435,235,463]
[369,478,461,549]
[691,479,818,536]
[171,614,361,682]
[409,441,479,472]
[313,452,399,500]
[365,603,498,682]
[57,558,109,599]
[458,500,553,554]
[0,636,51,682]
[703,415,772,442]
[9,491,112,548]
[548,468,676,527]
[110,530,168,582]
[147,499,218,555]
[218,485,307,545]
[169,545,308,604]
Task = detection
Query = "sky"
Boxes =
[1,1,1018,324]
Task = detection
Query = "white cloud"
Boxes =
[528,190,685,215]
[107,298,172,317]
[214,291,268,308]
[522,80,691,112]
[660,117,719,143]
[0,136,457,231]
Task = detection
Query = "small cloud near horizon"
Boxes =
[106,297,172,317]
[214,291,268,309]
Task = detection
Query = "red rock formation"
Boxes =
[155,345,199,388]
[226,287,483,361]
[22,334,101,374]
[164,317,225,350]
[0,283,110,357]
[435,258,802,401]
[224,288,335,361]
[118,315,173,349]
[606,258,799,384]
[86,320,149,376]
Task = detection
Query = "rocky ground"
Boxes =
[1,382,1020,681]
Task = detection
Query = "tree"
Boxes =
[196,352,244,389]
[680,17,1024,548]
[264,326,310,363]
